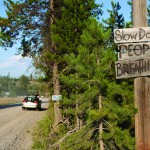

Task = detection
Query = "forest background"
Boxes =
[0,75,47,97]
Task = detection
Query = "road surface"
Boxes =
[0,98,49,150]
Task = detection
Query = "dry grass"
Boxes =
[0,97,23,106]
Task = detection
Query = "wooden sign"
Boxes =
[118,42,150,60]
[114,27,150,43]
[115,58,150,79]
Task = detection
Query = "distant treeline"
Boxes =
[0,75,48,97]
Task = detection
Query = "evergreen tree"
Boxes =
[0,0,63,129]
[0,75,14,96]
[14,75,29,96]
[0,75,47,97]
[100,1,135,149]
[103,1,125,50]
[52,0,100,54]
[58,16,135,149]
[50,0,102,130]
[0,0,47,54]
[46,0,103,148]
[59,17,112,149]
[0,0,62,88]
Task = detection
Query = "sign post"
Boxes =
[114,0,150,149]
[133,0,150,150]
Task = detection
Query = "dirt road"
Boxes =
[0,98,49,150]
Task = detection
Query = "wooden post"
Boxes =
[134,77,150,149]
[133,0,150,149]
[133,0,147,27]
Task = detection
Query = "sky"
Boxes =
[0,0,132,78]
[96,0,131,22]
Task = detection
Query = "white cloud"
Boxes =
[0,55,32,68]
[0,55,35,77]
[0,55,20,68]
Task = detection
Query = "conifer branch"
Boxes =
[49,128,76,149]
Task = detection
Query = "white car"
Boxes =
[22,96,42,111]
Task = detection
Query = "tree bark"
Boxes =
[134,77,150,150]
[53,62,62,131]
[76,102,83,131]
[133,0,150,149]
[50,0,62,131]
[99,95,104,150]
[76,102,80,131]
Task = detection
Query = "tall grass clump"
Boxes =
[32,101,54,150]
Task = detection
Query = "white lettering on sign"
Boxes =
[114,27,150,43]
[118,43,150,60]
[115,58,150,79]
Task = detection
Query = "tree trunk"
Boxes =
[99,95,104,150]
[50,0,62,131]
[76,102,80,131]
[53,62,62,131]
[76,102,83,131]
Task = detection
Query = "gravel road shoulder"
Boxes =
[0,98,49,150]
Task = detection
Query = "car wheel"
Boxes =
[22,107,25,110]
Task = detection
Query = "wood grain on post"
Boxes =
[134,77,150,150]
[133,0,150,149]
[133,0,147,27]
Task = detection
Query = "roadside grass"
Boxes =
[32,114,52,150]
[32,101,54,150]
[0,97,23,106]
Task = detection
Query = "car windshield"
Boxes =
[24,96,39,102]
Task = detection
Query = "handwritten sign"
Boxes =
[118,42,150,60]
[114,27,150,43]
[115,58,150,79]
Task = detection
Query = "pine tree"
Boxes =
[0,0,53,88]
[0,0,63,130]
[100,1,135,149]
[46,1,135,149]
[52,2,135,149]
[60,18,113,149]
[47,0,103,148]
[59,17,135,150]
[50,0,102,127]
[102,1,125,50]
[0,0,48,54]
[0,0,62,76]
